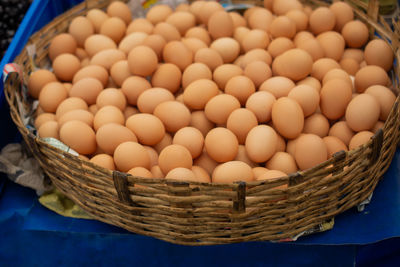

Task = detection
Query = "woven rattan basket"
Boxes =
[3,0,400,245]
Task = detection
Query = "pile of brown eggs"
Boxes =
[29,0,396,184]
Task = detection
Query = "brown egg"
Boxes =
[118,32,148,54]
[84,34,117,57]
[52,54,80,82]
[354,66,390,93]
[68,16,94,47]
[151,165,165,178]
[28,69,57,99]
[267,37,295,59]
[153,133,172,154]
[151,63,182,93]
[297,77,322,92]
[35,113,56,129]
[320,79,352,120]
[213,64,243,89]
[146,5,173,25]
[227,108,258,145]
[317,32,345,62]
[248,8,274,31]
[93,105,125,131]
[182,63,212,89]
[183,79,219,110]
[173,127,204,159]
[144,146,159,167]
[128,167,153,178]
[126,114,165,146]
[38,121,59,139]
[127,45,158,77]
[100,17,126,44]
[204,94,241,125]
[199,1,224,25]
[90,49,126,70]
[194,149,218,175]
[109,61,130,87]
[192,166,211,183]
[259,76,295,99]
[126,18,153,35]
[241,49,272,68]
[38,82,68,113]
[266,152,297,174]
[322,136,348,158]
[210,37,240,64]
[311,58,341,81]
[190,111,215,137]
[309,7,335,35]
[205,128,239,163]
[322,69,352,87]
[234,26,250,46]
[342,48,364,63]
[340,58,360,76]
[73,65,108,87]
[96,123,137,155]
[194,48,224,71]
[229,12,247,29]
[49,33,77,61]
[245,125,277,162]
[153,22,181,42]
[341,20,369,48]
[107,1,131,24]
[153,101,191,132]
[303,113,330,138]
[272,97,304,139]
[286,9,308,32]
[345,94,380,132]
[273,0,303,15]
[166,11,196,36]
[252,167,269,179]
[69,77,103,105]
[96,88,126,112]
[245,91,275,123]
[330,1,354,31]
[55,97,88,120]
[121,76,151,105]
[181,37,207,54]
[158,144,193,174]
[270,16,296,39]
[165,168,197,182]
[142,34,166,61]
[288,85,319,117]
[349,131,374,150]
[58,109,93,127]
[234,145,257,167]
[286,134,303,158]
[296,38,325,61]
[295,134,327,170]
[114,141,150,172]
[241,30,270,53]
[293,31,315,46]
[365,85,396,121]
[207,10,234,39]
[212,161,254,183]
[163,41,193,71]
[224,76,256,105]
[86,9,109,33]
[244,61,272,88]
[90,154,115,170]
[185,27,211,46]
[329,121,354,147]
[364,39,394,72]
[60,120,96,155]
[273,49,313,81]
[137,88,175,114]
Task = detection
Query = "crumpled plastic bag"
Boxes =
[0,142,91,219]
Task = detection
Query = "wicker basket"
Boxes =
[3,0,400,245]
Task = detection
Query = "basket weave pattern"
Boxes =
[4,0,400,245]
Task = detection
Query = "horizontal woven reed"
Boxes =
[4,0,400,245]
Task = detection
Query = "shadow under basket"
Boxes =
[4,0,400,245]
